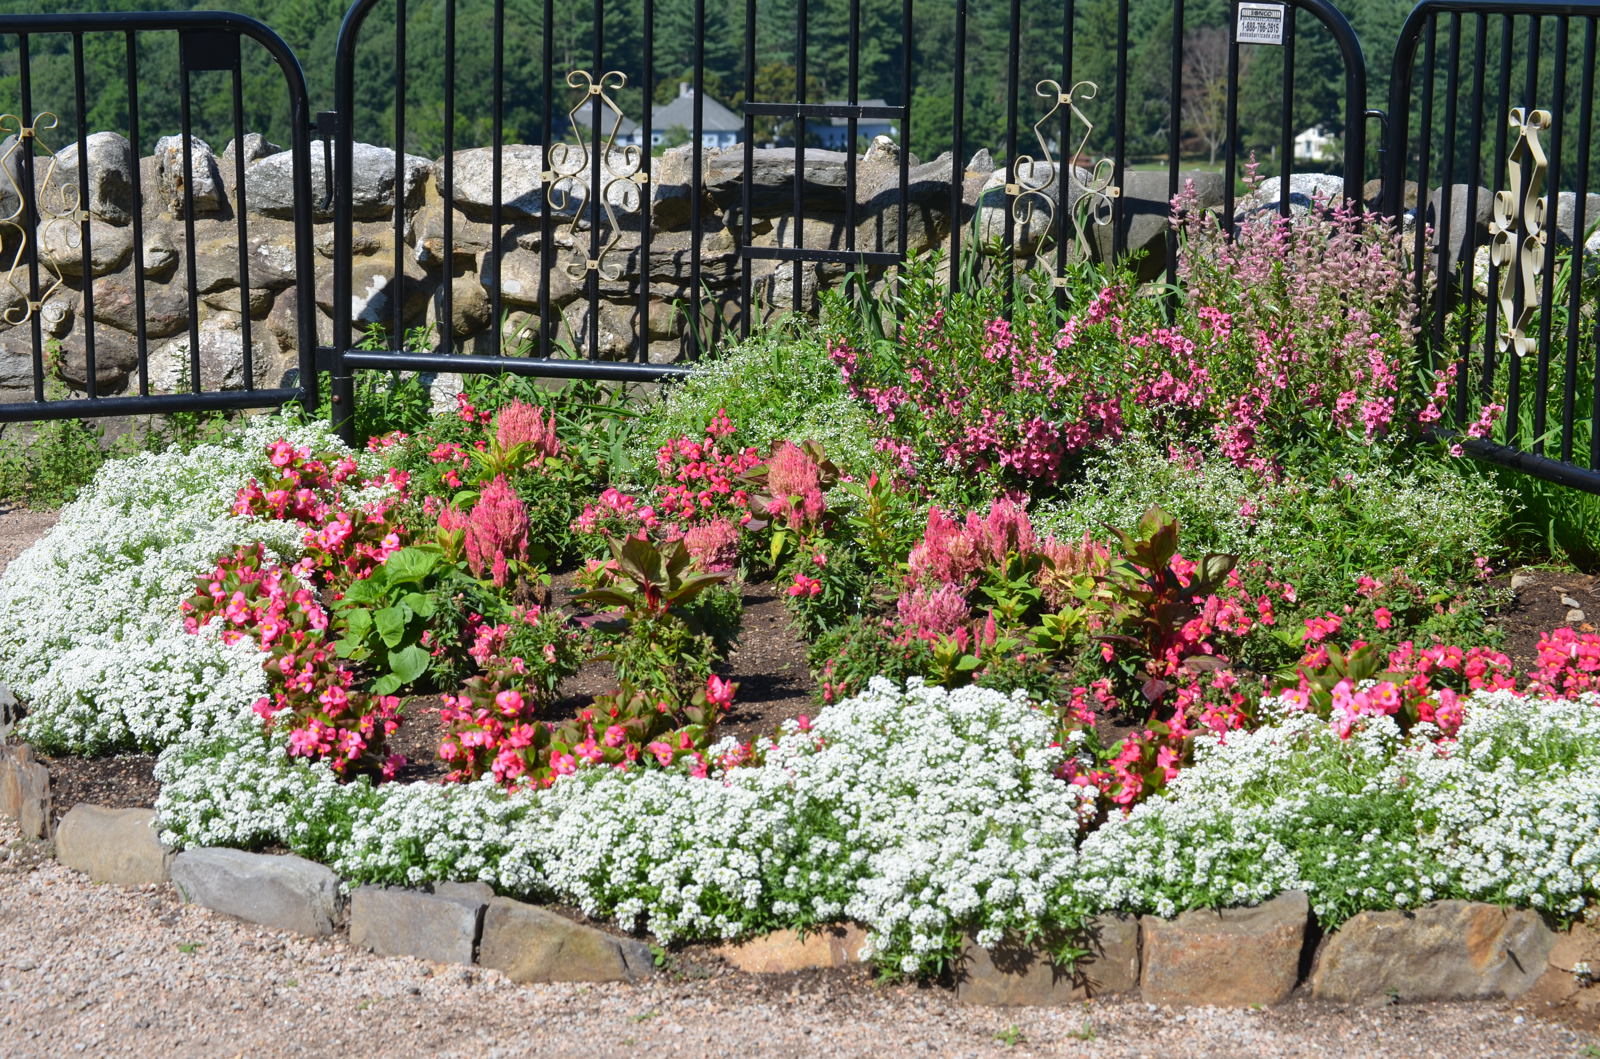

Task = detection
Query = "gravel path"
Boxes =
[1,821,1592,1058]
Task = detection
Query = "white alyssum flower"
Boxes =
[0,419,361,752]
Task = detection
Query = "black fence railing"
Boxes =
[0,11,319,423]
[1388,0,1600,490]
[0,2,1597,496]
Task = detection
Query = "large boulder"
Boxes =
[246,142,430,222]
[55,327,140,392]
[1425,183,1493,272]
[957,915,1140,1005]
[53,131,137,225]
[88,279,190,339]
[155,134,224,214]
[1234,172,1349,221]
[704,147,851,214]
[1141,891,1310,1007]
[55,805,171,885]
[856,153,957,257]
[1093,169,1226,279]
[35,217,133,278]
[170,847,341,936]
[476,897,654,983]
[1310,901,1554,1003]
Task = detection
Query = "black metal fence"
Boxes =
[1388,0,1600,491]
[0,11,319,423]
[0,1,1597,493]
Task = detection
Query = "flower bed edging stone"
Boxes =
[714,924,869,974]
[350,885,485,966]
[956,914,1140,1006]
[0,743,52,840]
[170,847,342,936]
[1310,900,1555,1003]
[55,805,171,886]
[1139,891,1311,1007]
[477,897,656,983]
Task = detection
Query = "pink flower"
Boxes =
[705,675,735,710]
[1373,607,1393,630]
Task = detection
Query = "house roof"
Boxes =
[651,88,742,133]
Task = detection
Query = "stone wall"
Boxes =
[0,130,1228,404]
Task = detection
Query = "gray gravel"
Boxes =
[0,820,1592,1058]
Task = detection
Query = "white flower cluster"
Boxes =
[1077,691,1600,925]
[159,678,1095,976]
[0,419,355,752]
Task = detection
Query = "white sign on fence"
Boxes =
[1237,3,1287,45]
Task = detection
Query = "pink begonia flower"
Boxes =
[646,741,675,767]
[705,675,735,710]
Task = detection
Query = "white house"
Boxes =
[1293,125,1337,161]
[575,83,742,149]
[814,100,898,150]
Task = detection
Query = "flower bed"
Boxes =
[2,192,1595,983]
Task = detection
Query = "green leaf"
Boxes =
[374,606,409,648]
[340,607,373,638]
[384,547,439,586]
[386,644,431,686]
[400,591,436,618]
[370,673,403,696]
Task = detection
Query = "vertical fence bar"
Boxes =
[1483,13,1514,407]
[15,35,44,401]
[896,0,911,271]
[1111,0,1129,255]
[1002,0,1020,307]
[1166,0,1183,293]
[844,0,859,256]
[588,0,604,359]
[125,31,150,396]
[393,0,407,352]
[948,0,966,291]
[178,58,203,393]
[1504,14,1539,447]
[71,32,99,399]
[442,0,457,357]
[636,0,654,362]
[740,0,755,336]
[1570,16,1596,467]
[1455,12,1488,427]
[1432,12,1460,364]
[1412,15,1436,328]
[1223,4,1240,233]
[791,0,808,313]
[537,0,552,357]
[1534,16,1566,457]
[691,0,706,350]
[1276,12,1295,219]
[1058,0,1077,301]
[492,0,507,356]
[230,52,255,389]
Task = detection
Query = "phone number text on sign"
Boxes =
[1237,3,1286,45]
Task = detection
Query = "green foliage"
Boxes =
[333,545,442,695]
[0,416,109,509]
[631,318,886,486]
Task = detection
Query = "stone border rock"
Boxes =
[0,745,1589,1004]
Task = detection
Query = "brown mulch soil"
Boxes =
[38,752,161,826]
[1493,567,1600,672]
[38,566,818,800]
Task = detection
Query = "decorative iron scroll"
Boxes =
[1487,106,1551,358]
[1,112,79,326]
[1008,79,1119,284]
[543,70,647,282]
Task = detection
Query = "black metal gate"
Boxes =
[1386,0,1600,490]
[0,11,319,424]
